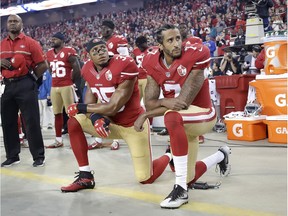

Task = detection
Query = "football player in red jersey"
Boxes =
[101,19,129,56]
[178,23,205,144]
[132,36,158,132]
[156,23,204,138]
[60,38,173,192]
[46,32,81,148]
[178,22,202,46]
[134,24,231,209]
[88,20,130,150]
[132,36,159,102]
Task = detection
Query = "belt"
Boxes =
[4,74,29,83]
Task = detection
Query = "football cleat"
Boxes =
[61,171,95,192]
[157,128,169,136]
[216,146,231,176]
[160,184,188,209]
[45,140,64,148]
[110,140,120,150]
[20,138,29,148]
[198,135,205,144]
[165,145,175,172]
[88,141,103,150]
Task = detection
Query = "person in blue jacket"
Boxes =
[38,70,54,130]
[203,35,216,67]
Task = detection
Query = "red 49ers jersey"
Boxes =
[81,55,143,127]
[46,46,78,87]
[143,43,212,108]
[106,35,128,54]
[132,46,158,79]
[182,36,202,47]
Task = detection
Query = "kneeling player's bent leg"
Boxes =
[164,111,188,190]
[124,123,152,182]
[68,117,89,166]
[120,120,169,183]
[61,116,95,193]
[140,155,170,184]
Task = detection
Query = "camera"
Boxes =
[238,48,247,63]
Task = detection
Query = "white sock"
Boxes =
[79,166,90,172]
[165,152,172,161]
[173,155,188,190]
[56,137,62,143]
[95,137,102,143]
[201,150,224,170]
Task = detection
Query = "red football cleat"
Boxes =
[61,171,95,192]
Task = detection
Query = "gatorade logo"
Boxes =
[275,94,287,107]
[266,47,275,58]
[276,127,287,134]
[232,123,243,137]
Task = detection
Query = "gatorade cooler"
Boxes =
[215,74,256,118]
[224,115,267,141]
[264,115,287,144]
[263,36,287,75]
[249,74,287,115]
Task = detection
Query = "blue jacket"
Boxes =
[203,40,216,57]
[38,70,52,100]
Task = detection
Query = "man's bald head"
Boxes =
[7,14,23,36]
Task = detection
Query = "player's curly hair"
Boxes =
[156,24,177,44]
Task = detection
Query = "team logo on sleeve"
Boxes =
[177,65,187,76]
[60,52,65,58]
[105,70,112,81]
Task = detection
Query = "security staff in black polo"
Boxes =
[0,14,48,167]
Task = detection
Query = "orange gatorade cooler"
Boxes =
[224,115,267,141]
[263,36,287,75]
[249,74,287,115]
[264,115,288,144]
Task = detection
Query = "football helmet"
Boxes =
[244,102,262,117]
[213,121,226,133]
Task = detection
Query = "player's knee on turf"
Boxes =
[132,156,151,183]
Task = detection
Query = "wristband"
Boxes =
[76,103,88,113]
[90,113,110,125]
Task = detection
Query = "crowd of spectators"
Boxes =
[1,0,287,63]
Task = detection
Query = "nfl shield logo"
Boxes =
[60,52,65,58]
[177,65,187,76]
[105,70,112,81]
[165,72,170,77]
